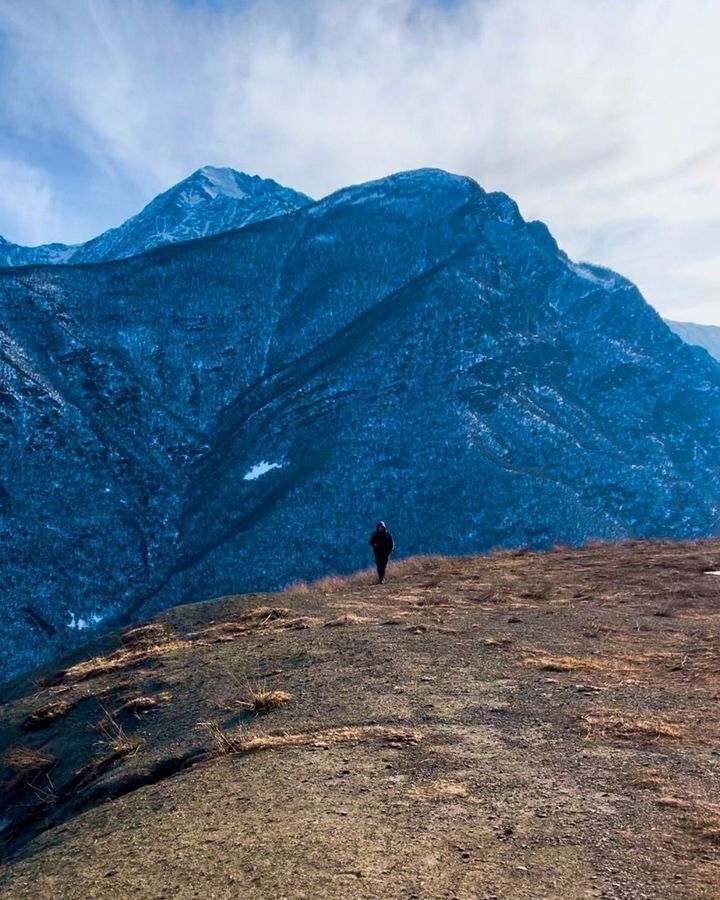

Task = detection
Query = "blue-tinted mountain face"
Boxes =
[0,167,312,266]
[666,320,720,362]
[2,167,720,681]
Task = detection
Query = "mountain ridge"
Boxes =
[666,319,720,363]
[2,167,720,681]
[0,166,312,266]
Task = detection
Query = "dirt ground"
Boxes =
[0,540,719,899]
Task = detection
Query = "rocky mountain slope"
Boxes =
[0,542,718,898]
[0,167,311,265]
[2,168,720,681]
[666,320,720,362]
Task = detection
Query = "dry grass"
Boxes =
[22,698,76,731]
[346,568,380,586]
[407,779,468,801]
[482,636,513,648]
[4,746,58,774]
[655,797,720,845]
[96,708,144,757]
[524,654,604,673]
[114,692,171,718]
[324,614,374,627]
[242,689,293,714]
[388,555,448,576]
[312,575,357,592]
[120,622,174,648]
[25,773,59,806]
[200,722,422,757]
[274,616,323,630]
[52,638,184,685]
[581,708,689,743]
[279,581,312,597]
[192,607,321,643]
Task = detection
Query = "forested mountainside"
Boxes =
[2,167,720,680]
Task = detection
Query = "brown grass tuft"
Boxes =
[53,633,183,685]
[200,722,422,757]
[524,654,603,673]
[4,746,58,774]
[388,555,447,576]
[324,614,374,627]
[581,708,688,743]
[191,607,319,643]
[114,692,171,718]
[96,708,144,757]
[239,606,292,623]
[121,622,174,648]
[279,581,311,597]
[242,689,293,714]
[22,698,76,731]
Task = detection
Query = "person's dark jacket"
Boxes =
[369,529,394,558]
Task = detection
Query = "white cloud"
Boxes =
[0,158,64,247]
[0,0,718,321]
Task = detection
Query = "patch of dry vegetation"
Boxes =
[56,644,183,684]
[581,708,689,743]
[623,768,720,846]
[241,689,293,714]
[48,624,184,686]
[403,622,458,635]
[4,747,58,774]
[655,796,720,846]
[388,555,450,576]
[22,698,76,731]
[407,779,468,801]
[114,692,171,718]
[524,654,605,673]
[324,614,374,627]
[192,607,322,643]
[96,708,144,758]
[120,623,174,648]
[200,722,421,757]
[279,580,311,597]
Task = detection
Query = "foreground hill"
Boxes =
[3,167,720,680]
[1,541,718,899]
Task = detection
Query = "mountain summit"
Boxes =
[2,168,720,680]
[0,167,312,266]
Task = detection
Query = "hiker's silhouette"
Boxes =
[369,521,394,583]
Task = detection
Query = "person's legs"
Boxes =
[376,554,388,583]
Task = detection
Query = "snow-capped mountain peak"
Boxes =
[0,167,313,268]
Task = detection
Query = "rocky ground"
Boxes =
[0,540,718,898]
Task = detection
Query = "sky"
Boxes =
[0,0,718,323]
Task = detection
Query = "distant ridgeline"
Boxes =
[1,166,720,680]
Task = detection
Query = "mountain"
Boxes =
[666,319,720,362]
[1,541,718,897]
[0,167,312,266]
[3,167,720,681]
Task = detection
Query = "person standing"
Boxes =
[369,521,394,584]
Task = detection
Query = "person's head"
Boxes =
[376,521,386,532]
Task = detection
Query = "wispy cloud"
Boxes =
[0,0,718,322]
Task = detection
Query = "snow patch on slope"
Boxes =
[243,461,283,481]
